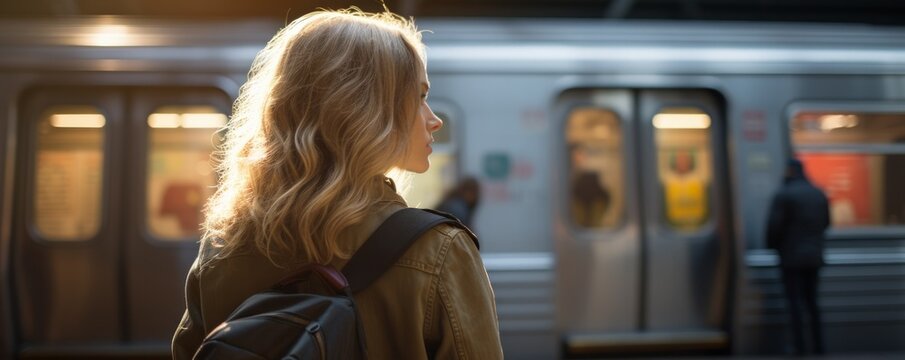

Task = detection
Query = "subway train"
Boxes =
[1,16,905,359]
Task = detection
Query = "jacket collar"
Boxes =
[378,176,406,206]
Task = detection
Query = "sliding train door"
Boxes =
[12,87,228,356]
[126,89,229,340]
[14,89,126,348]
[557,89,732,356]
[637,90,730,339]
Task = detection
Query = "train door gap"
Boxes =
[118,88,135,343]
[630,89,649,333]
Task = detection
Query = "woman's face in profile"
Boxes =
[398,66,443,173]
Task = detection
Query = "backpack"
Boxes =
[193,208,477,360]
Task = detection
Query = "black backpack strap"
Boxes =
[341,208,478,294]
[420,208,479,250]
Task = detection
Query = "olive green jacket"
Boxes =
[172,181,504,359]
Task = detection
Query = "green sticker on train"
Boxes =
[483,152,511,180]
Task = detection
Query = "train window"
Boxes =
[406,111,456,208]
[792,113,905,146]
[146,106,225,240]
[653,107,713,232]
[33,106,106,241]
[792,111,905,227]
[566,107,624,229]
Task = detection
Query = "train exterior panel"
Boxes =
[1,18,904,359]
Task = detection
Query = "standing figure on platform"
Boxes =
[767,158,831,356]
[172,9,503,359]
[437,176,481,228]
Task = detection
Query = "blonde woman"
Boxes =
[172,8,503,360]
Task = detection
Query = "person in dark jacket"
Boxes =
[767,158,831,355]
[436,177,481,228]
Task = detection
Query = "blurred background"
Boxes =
[2,0,905,24]
[1,1,904,359]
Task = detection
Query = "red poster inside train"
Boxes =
[798,153,871,226]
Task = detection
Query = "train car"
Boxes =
[1,16,904,359]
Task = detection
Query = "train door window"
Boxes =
[791,111,905,227]
[146,105,225,240]
[33,106,106,240]
[406,110,457,208]
[652,107,713,231]
[566,107,624,229]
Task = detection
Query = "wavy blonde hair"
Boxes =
[202,9,425,267]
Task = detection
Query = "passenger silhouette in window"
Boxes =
[672,150,695,176]
[663,149,708,229]
[570,145,610,227]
